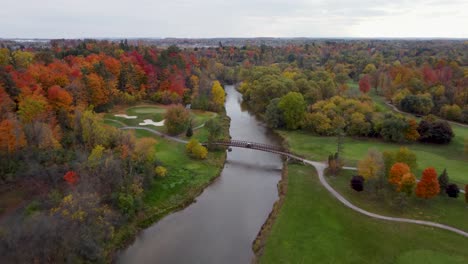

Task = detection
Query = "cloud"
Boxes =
[0,0,466,38]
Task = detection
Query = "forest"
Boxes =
[0,39,466,262]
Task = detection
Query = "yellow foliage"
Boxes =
[211,80,225,110]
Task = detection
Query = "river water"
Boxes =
[118,85,282,264]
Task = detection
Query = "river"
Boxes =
[118,85,283,264]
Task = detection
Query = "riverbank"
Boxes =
[105,112,230,261]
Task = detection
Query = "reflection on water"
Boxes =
[118,85,282,264]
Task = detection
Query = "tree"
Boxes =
[381,114,408,143]
[415,167,440,199]
[88,145,105,168]
[186,138,208,159]
[350,175,364,192]
[63,171,79,185]
[394,147,417,171]
[445,184,460,198]
[400,94,433,115]
[388,163,410,187]
[18,93,49,124]
[405,119,420,142]
[265,98,284,128]
[133,137,157,163]
[164,104,190,135]
[398,173,416,196]
[278,92,306,130]
[186,121,193,138]
[417,116,454,144]
[347,112,371,136]
[359,75,371,94]
[357,149,384,180]
[211,80,225,111]
[438,169,449,195]
[47,85,73,112]
[0,118,27,154]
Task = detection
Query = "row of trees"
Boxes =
[352,147,465,202]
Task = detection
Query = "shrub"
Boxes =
[350,175,364,192]
[191,144,208,159]
[445,184,460,198]
[417,116,454,144]
[154,166,167,178]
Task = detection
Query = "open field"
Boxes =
[260,164,468,264]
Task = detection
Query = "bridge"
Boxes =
[205,140,304,161]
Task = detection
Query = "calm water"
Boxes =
[118,85,282,264]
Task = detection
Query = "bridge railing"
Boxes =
[206,140,291,155]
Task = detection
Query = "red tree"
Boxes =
[415,167,440,199]
[64,171,79,185]
[359,75,371,94]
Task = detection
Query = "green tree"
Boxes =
[88,145,105,168]
[437,169,449,195]
[265,98,284,128]
[278,92,306,130]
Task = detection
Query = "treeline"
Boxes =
[240,66,455,144]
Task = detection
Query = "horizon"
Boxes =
[1,0,467,39]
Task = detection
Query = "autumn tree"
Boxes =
[47,85,73,112]
[186,138,208,159]
[0,118,27,154]
[278,92,306,130]
[211,80,225,112]
[388,163,410,187]
[398,173,416,196]
[359,75,371,94]
[415,167,440,199]
[405,119,420,142]
[394,147,417,171]
[164,104,190,135]
[64,171,79,185]
[18,93,49,123]
[357,149,384,181]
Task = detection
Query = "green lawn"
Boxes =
[329,170,468,231]
[279,130,467,185]
[260,164,468,264]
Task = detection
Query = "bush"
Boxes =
[445,184,460,198]
[350,175,364,192]
[191,144,208,159]
[417,116,454,144]
[154,166,167,178]
[118,193,135,217]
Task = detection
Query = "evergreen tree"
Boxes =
[438,169,449,195]
[186,121,193,138]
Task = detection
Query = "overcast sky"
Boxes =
[1,0,467,38]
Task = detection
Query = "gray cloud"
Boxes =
[0,0,466,38]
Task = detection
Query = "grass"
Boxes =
[279,130,468,185]
[329,170,468,231]
[260,164,468,264]
[103,104,218,138]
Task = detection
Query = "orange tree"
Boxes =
[415,167,440,199]
[388,162,410,187]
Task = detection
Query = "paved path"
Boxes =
[302,159,468,238]
[385,101,468,128]
[120,126,189,144]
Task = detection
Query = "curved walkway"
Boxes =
[302,159,468,238]
[385,101,468,128]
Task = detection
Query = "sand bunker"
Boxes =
[139,119,165,127]
[115,114,138,119]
